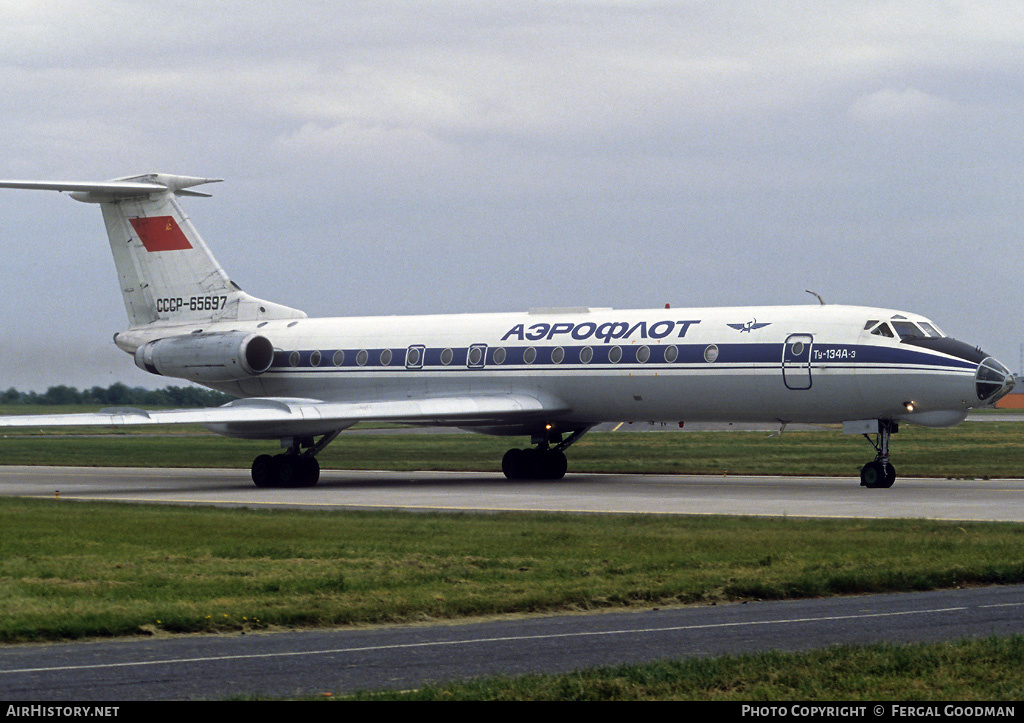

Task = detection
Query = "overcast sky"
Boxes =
[2,1,1022,391]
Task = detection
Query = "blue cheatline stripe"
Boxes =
[268,343,976,374]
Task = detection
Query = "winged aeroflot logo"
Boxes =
[727,320,771,333]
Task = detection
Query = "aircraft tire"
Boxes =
[502,448,527,479]
[542,450,568,480]
[270,455,295,487]
[860,462,880,487]
[521,449,546,480]
[251,454,276,488]
[860,461,896,488]
[503,448,568,480]
[275,454,322,488]
[297,456,320,487]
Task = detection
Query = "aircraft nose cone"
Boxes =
[975,356,1015,405]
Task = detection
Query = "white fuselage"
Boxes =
[117,303,988,433]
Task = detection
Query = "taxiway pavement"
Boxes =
[1,465,1023,522]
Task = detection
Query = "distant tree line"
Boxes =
[0,383,236,408]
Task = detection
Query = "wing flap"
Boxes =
[0,394,564,436]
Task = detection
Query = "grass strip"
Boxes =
[1,497,1022,643]
[340,636,1024,700]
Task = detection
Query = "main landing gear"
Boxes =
[250,431,341,488]
[502,427,589,480]
[860,420,897,489]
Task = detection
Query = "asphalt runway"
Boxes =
[2,465,1023,699]
[1,465,1024,521]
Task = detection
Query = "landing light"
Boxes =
[903,401,915,412]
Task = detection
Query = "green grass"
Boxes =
[340,636,1024,700]
[1,497,1022,644]
[2,422,1022,478]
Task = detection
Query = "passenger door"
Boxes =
[782,334,813,390]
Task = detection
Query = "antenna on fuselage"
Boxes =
[805,290,825,305]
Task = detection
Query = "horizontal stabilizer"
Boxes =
[0,174,222,203]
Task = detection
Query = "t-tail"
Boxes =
[0,173,305,328]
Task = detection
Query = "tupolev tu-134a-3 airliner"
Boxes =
[0,174,1015,488]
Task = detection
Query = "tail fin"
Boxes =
[0,173,305,328]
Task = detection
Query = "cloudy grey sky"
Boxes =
[2,1,1022,391]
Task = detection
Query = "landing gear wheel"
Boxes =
[251,454,275,488]
[860,461,896,489]
[500,427,587,481]
[502,448,527,480]
[502,448,567,480]
[272,454,321,488]
[297,455,320,487]
[858,420,898,489]
[251,454,321,488]
[272,454,301,487]
[250,431,339,488]
[543,450,568,480]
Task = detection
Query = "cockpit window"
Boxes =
[869,318,945,341]
[891,321,924,340]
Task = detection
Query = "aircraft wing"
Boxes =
[0,394,564,438]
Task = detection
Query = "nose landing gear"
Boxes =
[860,420,897,489]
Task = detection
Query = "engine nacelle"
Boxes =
[134,332,275,383]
